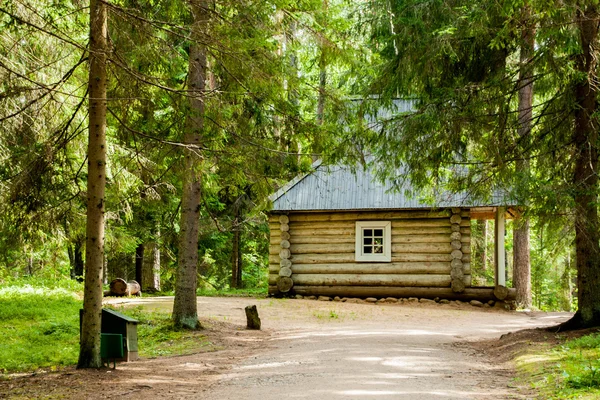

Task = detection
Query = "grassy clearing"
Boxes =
[0,283,82,373]
[0,280,215,374]
[107,306,216,358]
[517,330,600,399]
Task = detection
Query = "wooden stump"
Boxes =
[245,305,261,330]
[493,285,509,301]
[450,214,462,224]
[280,259,292,268]
[276,276,293,292]
[278,215,289,224]
[279,267,293,277]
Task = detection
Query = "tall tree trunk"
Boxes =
[78,0,107,368]
[562,5,600,329]
[231,202,242,289]
[513,4,534,309]
[70,237,84,282]
[135,243,144,285]
[172,0,208,329]
[142,240,161,292]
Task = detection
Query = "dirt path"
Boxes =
[113,297,569,400]
[1,297,570,399]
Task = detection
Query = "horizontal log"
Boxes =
[290,262,471,275]
[292,274,470,287]
[273,236,355,245]
[275,234,471,246]
[393,234,471,244]
[286,252,473,264]
[269,255,281,264]
[285,242,470,255]
[287,210,471,222]
[290,286,515,302]
[286,226,472,237]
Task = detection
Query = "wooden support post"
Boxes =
[495,207,506,287]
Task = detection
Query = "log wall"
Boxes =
[268,209,472,297]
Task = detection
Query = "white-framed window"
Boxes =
[355,221,391,262]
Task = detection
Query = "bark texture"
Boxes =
[142,240,161,292]
[513,4,534,309]
[172,0,209,329]
[563,5,600,329]
[78,0,107,369]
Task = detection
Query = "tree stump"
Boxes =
[245,305,261,330]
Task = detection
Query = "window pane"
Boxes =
[374,238,383,245]
[374,245,383,254]
[364,238,372,245]
[364,229,372,236]
[364,246,372,254]
[374,229,383,237]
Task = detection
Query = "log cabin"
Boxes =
[268,161,517,302]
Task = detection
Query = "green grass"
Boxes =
[0,283,82,373]
[0,280,216,374]
[107,306,216,358]
[517,331,600,399]
[196,287,267,298]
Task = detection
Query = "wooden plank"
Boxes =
[290,262,471,275]
[288,210,453,221]
[391,234,471,244]
[290,227,356,236]
[291,273,471,287]
[291,286,516,301]
[284,236,355,245]
[289,221,355,229]
[287,252,473,264]
[289,243,354,254]
[291,262,450,275]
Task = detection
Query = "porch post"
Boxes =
[495,206,506,286]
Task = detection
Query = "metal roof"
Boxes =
[270,161,512,212]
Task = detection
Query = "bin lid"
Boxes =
[103,308,138,323]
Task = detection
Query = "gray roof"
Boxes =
[270,161,512,212]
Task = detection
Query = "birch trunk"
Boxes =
[172,0,208,329]
[78,0,107,368]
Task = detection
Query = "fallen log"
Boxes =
[290,286,516,302]
[105,278,142,297]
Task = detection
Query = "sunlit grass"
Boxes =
[0,280,217,374]
[517,331,600,399]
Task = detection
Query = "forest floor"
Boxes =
[0,296,571,399]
